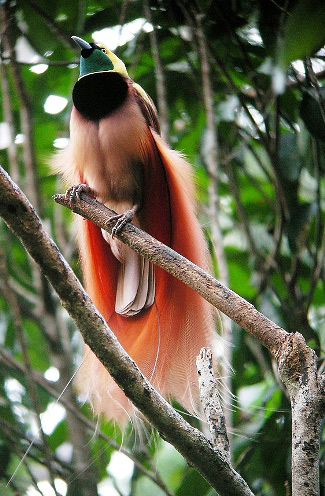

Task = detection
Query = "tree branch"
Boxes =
[52,187,324,495]
[0,57,19,183]
[54,190,288,357]
[195,10,233,446]
[0,168,254,496]
[144,0,170,143]
[1,164,324,494]
[1,3,41,214]
[278,333,325,496]
[196,348,230,459]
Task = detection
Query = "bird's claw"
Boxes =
[65,184,94,206]
[107,207,137,238]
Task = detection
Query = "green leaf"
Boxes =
[278,133,302,182]
[278,0,325,66]
[228,253,257,300]
[0,481,15,496]
[84,2,143,33]
[155,442,186,490]
[0,443,11,478]
[300,88,325,141]
[176,469,211,496]
[4,317,16,350]
[276,133,302,215]
[48,419,68,451]
[23,319,50,373]
[134,476,166,496]
[287,201,317,250]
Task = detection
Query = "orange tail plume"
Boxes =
[66,129,221,423]
[52,38,223,424]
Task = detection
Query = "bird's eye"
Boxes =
[101,48,107,53]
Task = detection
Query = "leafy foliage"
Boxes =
[0,1,324,495]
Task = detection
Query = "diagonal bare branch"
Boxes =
[0,167,254,496]
[54,190,289,357]
[1,164,323,495]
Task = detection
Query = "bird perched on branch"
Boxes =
[54,36,221,423]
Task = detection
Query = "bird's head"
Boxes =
[71,36,129,121]
[72,36,128,78]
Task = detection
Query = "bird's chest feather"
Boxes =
[70,93,148,203]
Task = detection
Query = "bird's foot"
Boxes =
[65,184,95,206]
[106,204,138,238]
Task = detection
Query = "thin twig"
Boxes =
[144,0,170,143]
[195,10,233,445]
[76,0,87,35]
[0,417,71,477]
[1,56,80,66]
[196,348,230,459]
[1,4,42,213]
[306,225,325,311]
[224,162,260,260]
[0,58,19,183]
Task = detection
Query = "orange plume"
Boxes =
[53,40,222,423]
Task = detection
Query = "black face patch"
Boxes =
[72,71,129,121]
[80,43,97,58]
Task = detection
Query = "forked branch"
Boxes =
[0,166,324,495]
[0,169,253,496]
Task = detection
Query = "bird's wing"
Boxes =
[130,80,161,134]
